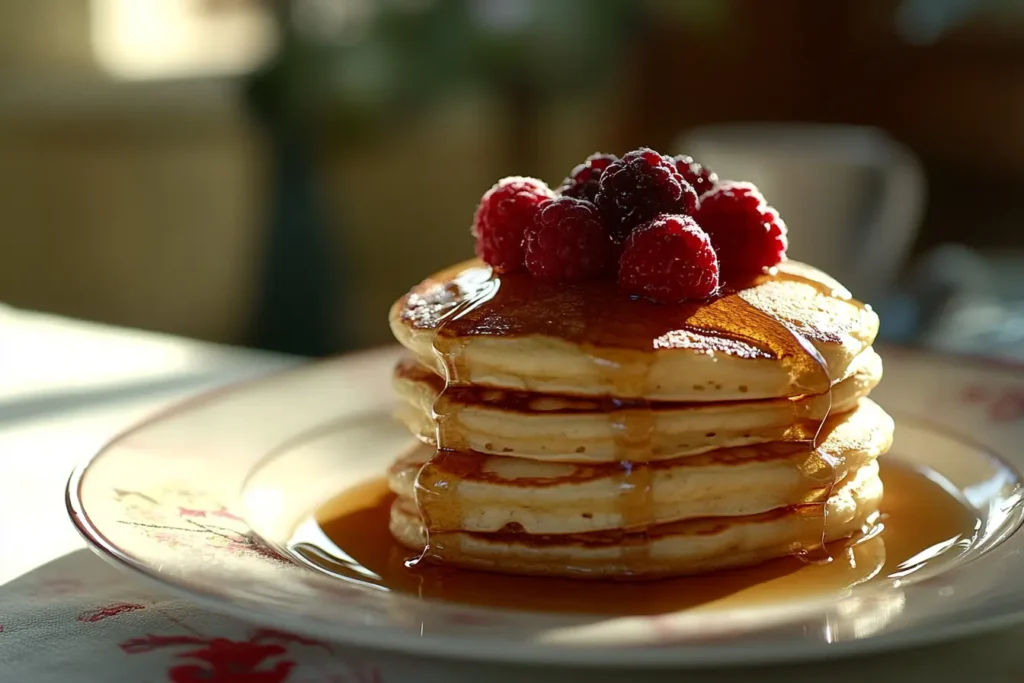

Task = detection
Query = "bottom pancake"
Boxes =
[390,460,882,579]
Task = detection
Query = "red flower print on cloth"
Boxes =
[172,640,292,683]
[77,602,146,623]
[121,629,327,683]
[961,385,1024,422]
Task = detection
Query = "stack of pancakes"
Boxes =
[387,259,892,578]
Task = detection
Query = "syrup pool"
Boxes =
[289,458,979,616]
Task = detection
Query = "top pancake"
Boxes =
[390,259,879,401]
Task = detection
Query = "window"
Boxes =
[90,0,277,81]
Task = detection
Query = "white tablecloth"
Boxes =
[2,305,1023,682]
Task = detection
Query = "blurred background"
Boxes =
[1,0,1022,361]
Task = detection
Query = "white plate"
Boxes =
[67,346,1024,667]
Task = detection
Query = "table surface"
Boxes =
[3,304,1024,683]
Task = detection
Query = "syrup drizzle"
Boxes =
[411,262,860,571]
[412,269,499,563]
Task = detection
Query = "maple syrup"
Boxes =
[293,458,979,616]
[411,264,849,571]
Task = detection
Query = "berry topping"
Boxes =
[595,147,699,242]
[524,197,614,283]
[468,152,791,303]
[695,181,788,282]
[673,154,719,198]
[558,153,618,203]
[472,176,554,272]
[618,214,719,303]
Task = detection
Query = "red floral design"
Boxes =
[211,507,245,522]
[102,489,389,681]
[170,640,292,682]
[177,505,245,523]
[121,629,326,683]
[248,629,328,650]
[222,532,288,563]
[78,602,146,623]
[115,487,289,563]
[961,385,1024,422]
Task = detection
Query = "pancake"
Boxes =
[392,347,883,461]
[390,259,879,402]
[390,459,883,579]
[389,398,892,535]
[386,252,889,578]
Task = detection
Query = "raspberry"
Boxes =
[558,153,617,203]
[618,214,719,303]
[595,147,699,242]
[695,181,788,282]
[524,197,614,283]
[472,176,554,273]
[673,154,718,198]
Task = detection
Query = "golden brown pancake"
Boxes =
[390,460,883,579]
[388,399,891,536]
[390,260,878,402]
[392,348,883,462]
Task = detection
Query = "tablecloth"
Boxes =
[3,304,1024,683]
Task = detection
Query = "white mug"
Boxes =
[677,124,926,303]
